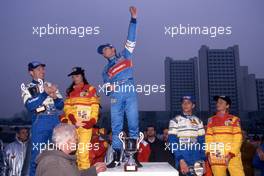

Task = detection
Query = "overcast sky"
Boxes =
[0,0,263,118]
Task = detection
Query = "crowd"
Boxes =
[1,115,263,176]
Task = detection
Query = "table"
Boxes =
[98,162,179,176]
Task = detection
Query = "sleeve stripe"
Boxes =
[125,40,136,53]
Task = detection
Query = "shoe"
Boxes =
[107,150,121,168]
[134,152,143,168]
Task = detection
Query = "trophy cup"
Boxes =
[188,160,204,176]
[119,132,144,172]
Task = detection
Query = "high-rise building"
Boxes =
[165,57,199,112]
[198,45,241,114]
[256,79,264,111]
[165,45,263,115]
[239,66,258,112]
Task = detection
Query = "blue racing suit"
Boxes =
[102,18,139,150]
[168,113,206,175]
[21,79,63,176]
[253,144,264,176]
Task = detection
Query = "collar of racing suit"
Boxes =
[181,112,194,119]
[216,112,230,117]
[108,53,121,63]
[108,55,116,62]
[73,82,85,90]
[32,79,44,84]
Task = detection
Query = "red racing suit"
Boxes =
[89,128,108,166]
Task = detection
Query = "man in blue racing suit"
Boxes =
[168,96,206,176]
[97,6,140,168]
[21,61,64,176]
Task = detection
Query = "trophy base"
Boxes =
[124,164,138,172]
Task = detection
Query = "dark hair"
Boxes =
[162,127,169,131]
[15,127,29,134]
[146,125,157,132]
[66,73,89,96]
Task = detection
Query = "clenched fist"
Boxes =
[129,6,137,18]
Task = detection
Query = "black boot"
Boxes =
[107,150,121,168]
[134,152,143,168]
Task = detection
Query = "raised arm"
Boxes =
[123,6,137,59]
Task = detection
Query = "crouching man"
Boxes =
[36,123,106,176]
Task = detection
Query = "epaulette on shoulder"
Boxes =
[172,115,181,123]
[193,116,202,123]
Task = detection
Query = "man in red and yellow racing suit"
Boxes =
[60,67,100,170]
[206,96,244,176]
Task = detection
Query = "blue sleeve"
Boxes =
[54,98,64,110]
[25,92,48,112]
[168,134,183,168]
[198,135,206,161]
[122,18,137,59]
[253,145,264,169]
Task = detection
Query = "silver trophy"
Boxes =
[119,132,144,172]
[189,160,204,176]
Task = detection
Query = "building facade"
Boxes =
[165,57,199,112]
[165,45,262,115]
[198,45,241,114]
[256,79,264,111]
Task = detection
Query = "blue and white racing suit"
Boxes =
[102,18,138,151]
[168,113,206,174]
[21,79,63,176]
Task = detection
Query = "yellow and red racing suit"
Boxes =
[60,83,100,170]
[205,112,244,176]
